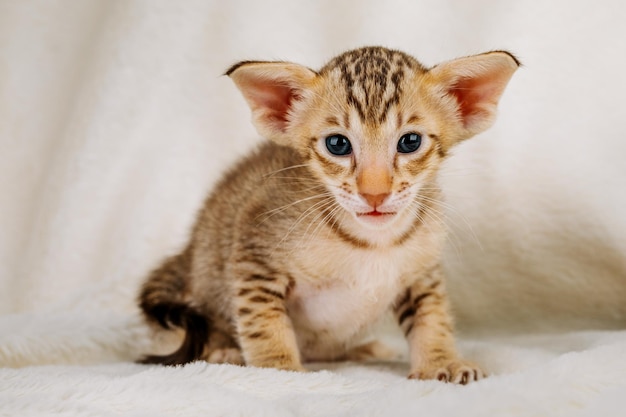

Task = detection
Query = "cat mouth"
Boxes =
[357,210,396,217]
[355,211,398,227]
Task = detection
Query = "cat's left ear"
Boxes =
[226,61,317,144]
[428,51,520,139]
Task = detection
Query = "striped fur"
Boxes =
[138,46,518,383]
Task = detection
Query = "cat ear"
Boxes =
[428,51,520,139]
[226,61,317,143]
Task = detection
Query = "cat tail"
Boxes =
[137,248,210,365]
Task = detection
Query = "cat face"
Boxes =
[302,96,443,229]
[227,47,519,230]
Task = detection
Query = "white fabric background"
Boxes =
[1,1,626,415]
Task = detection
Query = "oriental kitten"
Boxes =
[138,46,519,384]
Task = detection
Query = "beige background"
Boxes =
[1,0,625,337]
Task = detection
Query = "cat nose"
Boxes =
[356,162,392,202]
[360,193,390,209]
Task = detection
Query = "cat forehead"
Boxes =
[317,47,427,125]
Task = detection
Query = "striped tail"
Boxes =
[138,249,210,365]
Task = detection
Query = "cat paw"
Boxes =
[258,361,307,373]
[246,354,307,372]
[206,348,245,365]
[408,359,484,385]
[344,340,401,362]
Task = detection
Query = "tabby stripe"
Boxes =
[398,307,415,326]
[404,145,437,176]
[321,208,371,249]
[406,114,422,125]
[403,323,414,338]
[238,307,253,315]
[429,134,446,157]
[240,242,266,252]
[415,308,436,320]
[249,295,273,303]
[257,287,285,300]
[378,71,403,122]
[239,285,285,300]
[342,110,351,130]
[427,280,441,290]
[391,205,426,246]
[270,306,286,313]
[396,112,404,130]
[286,275,296,296]
[247,308,285,322]
[325,116,340,126]
[413,292,433,309]
[244,274,277,283]
[395,291,410,310]
[246,331,269,340]
[238,288,252,297]
[235,255,276,273]
[309,145,346,176]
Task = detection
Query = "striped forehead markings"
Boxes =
[321,47,422,124]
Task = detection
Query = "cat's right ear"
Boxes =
[226,61,317,144]
[427,51,520,141]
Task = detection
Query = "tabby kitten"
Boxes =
[139,46,518,384]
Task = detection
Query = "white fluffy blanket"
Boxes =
[2,1,626,415]
[4,329,626,416]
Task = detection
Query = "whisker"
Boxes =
[321,204,344,243]
[264,176,323,183]
[278,184,328,195]
[412,201,464,260]
[256,192,333,222]
[263,164,309,178]
[271,196,336,254]
[305,202,342,247]
[292,201,339,253]
[416,194,483,250]
[262,176,342,193]
[284,198,339,255]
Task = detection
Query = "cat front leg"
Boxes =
[394,265,483,384]
[231,268,305,372]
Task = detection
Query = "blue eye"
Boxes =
[397,133,422,154]
[325,135,352,156]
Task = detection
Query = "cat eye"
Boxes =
[397,133,422,154]
[325,135,352,156]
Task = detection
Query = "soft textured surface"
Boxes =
[3,330,626,416]
[2,0,626,415]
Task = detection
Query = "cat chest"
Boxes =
[286,245,411,333]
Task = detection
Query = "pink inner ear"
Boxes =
[249,82,297,129]
[448,73,503,128]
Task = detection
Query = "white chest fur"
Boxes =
[286,237,416,359]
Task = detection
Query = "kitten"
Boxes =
[138,46,518,384]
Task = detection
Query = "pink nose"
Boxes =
[360,193,389,209]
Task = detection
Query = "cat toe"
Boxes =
[408,360,483,384]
